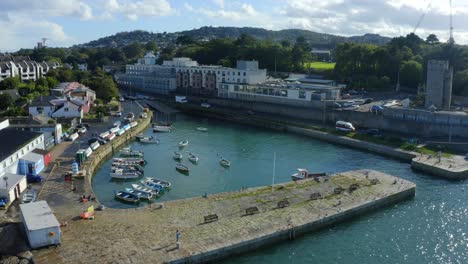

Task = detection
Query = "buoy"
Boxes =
[49,231,55,237]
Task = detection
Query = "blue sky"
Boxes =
[1,0,468,51]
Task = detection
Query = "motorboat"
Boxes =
[131,184,158,196]
[124,188,153,200]
[175,164,189,174]
[141,180,165,193]
[173,152,183,160]
[145,177,171,189]
[120,147,144,158]
[140,136,160,144]
[153,125,172,132]
[113,157,147,166]
[111,164,144,174]
[188,152,199,163]
[196,127,208,132]
[135,133,145,140]
[220,158,231,167]
[110,169,141,179]
[178,140,189,147]
[21,189,36,204]
[114,190,140,203]
[291,168,327,181]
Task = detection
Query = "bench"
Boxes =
[310,192,322,200]
[334,187,345,195]
[245,206,259,216]
[203,214,218,224]
[348,183,360,193]
[277,199,290,209]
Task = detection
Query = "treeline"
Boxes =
[334,33,468,95]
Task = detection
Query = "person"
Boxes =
[176,229,181,249]
[87,194,92,201]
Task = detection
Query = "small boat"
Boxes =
[132,184,158,196]
[291,168,327,181]
[140,136,160,144]
[110,169,141,179]
[141,180,165,192]
[135,133,145,140]
[173,151,183,160]
[196,127,208,132]
[120,147,144,158]
[220,158,231,167]
[146,177,171,188]
[178,139,189,147]
[21,189,36,204]
[124,188,153,200]
[114,190,140,203]
[175,164,189,174]
[153,125,172,132]
[188,152,199,163]
[111,164,144,174]
[113,157,147,166]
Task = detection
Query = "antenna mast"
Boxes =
[448,0,455,45]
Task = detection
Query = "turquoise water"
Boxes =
[92,114,467,263]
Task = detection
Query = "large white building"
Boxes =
[0,54,60,82]
[115,52,267,95]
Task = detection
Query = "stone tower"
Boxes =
[425,60,453,109]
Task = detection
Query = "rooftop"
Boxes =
[29,96,58,107]
[0,128,42,162]
[0,173,25,191]
[20,201,60,231]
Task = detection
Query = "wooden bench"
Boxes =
[310,192,322,200]
[348,183,360,193]
[277,199,290,209]
[203,214,218,224]
[245,206,259,216]
[334,187,345,195]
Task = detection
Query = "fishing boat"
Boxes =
[131,184,158,196]
[153,125,172,132]
[196,127,208,132]
[120,147,144,158]
[141,180,165,193]
[173,151,183,160]
[135,133,145,140]
[188,152,199,163]
[113,157,147,166]
[110,168,141,179]
[114,190,140,203]
[146,177,171,188]
[140,136,160,144]
[175,164,189,174]
[124,188,153,200]
[111,164,144,174]
[178,139,189,147]
[220,158,231,167]
[291,168,327,181]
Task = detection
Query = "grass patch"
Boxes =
[304,61,336,70]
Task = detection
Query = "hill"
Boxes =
[76,26,391,49]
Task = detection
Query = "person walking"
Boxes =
[176,229,181,249]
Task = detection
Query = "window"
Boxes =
[64,108,69,112]
[299,91,306,99]
[243,72,246,76]
[238,72,240,76]
[10,157,13,163]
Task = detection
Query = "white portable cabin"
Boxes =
[20,201,61,248]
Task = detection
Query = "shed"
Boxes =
[0,173,27,204]
[32,148,51,167]
[18,152,45,176]
[20,201,61,248]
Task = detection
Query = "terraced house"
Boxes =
[0,54,60,82]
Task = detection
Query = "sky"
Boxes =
[1,0,468,51]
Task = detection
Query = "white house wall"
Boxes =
[51,103,83,118]
[0,134,45,176]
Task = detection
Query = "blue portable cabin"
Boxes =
[18,153,45,176]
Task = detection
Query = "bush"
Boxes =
[47,119,56,124]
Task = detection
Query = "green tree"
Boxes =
[145,41,158,53]
[0,93,13,110]
[123,42,145,59]
[176,35,196,45]
[399,60,423,90]
[85,76,118,102]
[426,34,439,44]
[0,77,21,90]
[453,69,468,96]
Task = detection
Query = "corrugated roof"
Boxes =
[20,201,60,231]
[21,152,43,163]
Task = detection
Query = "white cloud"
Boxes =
[0,0,94,20]
[212,0,224,9]
[186,2,264,22]
[100,0,173,20]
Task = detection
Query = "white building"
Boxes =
[29,96,84,119]
[0,54,60,82]
[0,119,45,205]
[20,201,61,248]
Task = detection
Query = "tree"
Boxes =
[176,35,195,45]
[85,76,118,102]
[145,41,158,53]
[453,69,468,96]
[0,93,13,110]
[0,77,20,90]
[426,34,439,44]
[123,42,145,59]
[399,60,423,91]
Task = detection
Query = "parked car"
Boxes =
[78,127,87,134]
[371,105,384,113]
[119,96,125,102]
[21,189,36,204]
[363,98,373,104]
[26,174,43,183]
[0,197,8,209]
[333,102,342,109]
[201,103,211,108]
[115,111,122,117]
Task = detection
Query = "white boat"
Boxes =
[84,147,93,158]
[220,158,231,167]
[196,127,208,132]
[291,168,327,181]
[175,164,189,174]
[120,147,144,158]
[131,184,158,195]
[153,125,172,132]
[140,136,160,144]
[109,127,120,134]
[113,157,147,166]
[178,140,189,147]
[90,141,100,151]
[173,152,182,160]
[124,188,153,199]
[146,177,171,188]
[188,152,199,163]
[110,168,141,179]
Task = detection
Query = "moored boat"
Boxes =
[196,127,208,132]
[119,147,144,158]
[114,190,140,203]
[220,158,231,167]
[175,164,189,174]
[173,151,183,160]
[178,139,189,147]
[131,184,158,196]
[124,188,153,200]
[141,180,165,193]
[146,177,171,188]
[153,125,172,132]
[188,152,199,163]
[113,157,147,166]
[110,168,141,179]
[111,164,144,174]
[140,136,160,144]
[291,168,327,181]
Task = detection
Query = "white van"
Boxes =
[335,121,355,132]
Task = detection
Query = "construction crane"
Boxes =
[41,38,49,47]
[412,0,433,34]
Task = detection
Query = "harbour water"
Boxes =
[92,114,467,263]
